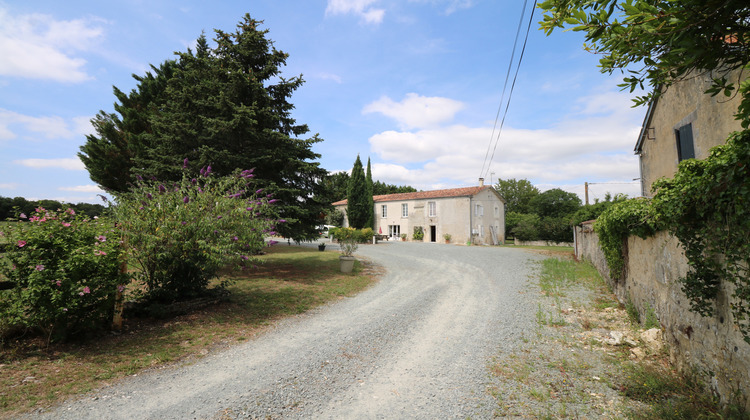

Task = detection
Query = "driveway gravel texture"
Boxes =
[28,242,580,419]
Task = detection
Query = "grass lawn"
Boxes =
[0,245,378,417]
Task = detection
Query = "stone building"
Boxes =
[635,68,745,197]
[333,180,505,245]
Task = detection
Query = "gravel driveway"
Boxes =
[31,242,544,419]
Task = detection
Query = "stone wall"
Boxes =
[575,224,750,409]
[514,239,573,247]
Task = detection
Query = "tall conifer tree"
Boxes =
[365,158,374,229]
[347,156,368,229]
[79,15,327,240]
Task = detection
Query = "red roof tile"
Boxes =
[332,186,495,206]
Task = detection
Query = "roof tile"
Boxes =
[332,186,492,206]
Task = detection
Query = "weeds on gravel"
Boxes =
[617,362,749,419]
[0,246,377,417]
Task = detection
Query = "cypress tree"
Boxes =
[365,158,374,229]
[347,156,368,229]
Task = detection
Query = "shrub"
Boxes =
[111,166,277,302]
[331,227,359,256]
[413,226,424,241]
[510,213,540,241]
[358,228,374,243]
[0,208,127,341]
[594,198,659,280]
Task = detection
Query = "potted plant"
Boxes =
[400,233,407,241]
[332,227,358,273]
[443,233,452,244]
[318,242,326,251]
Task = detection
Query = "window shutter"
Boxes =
[676,124,695,161]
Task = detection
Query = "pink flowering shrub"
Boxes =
[111,166,278,302]
[0,207,127,341]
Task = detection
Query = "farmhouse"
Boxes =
[333,179,505,245]
[634,68,745,197]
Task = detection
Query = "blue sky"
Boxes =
[0,0,644,205]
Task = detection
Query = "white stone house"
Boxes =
[332,180,505,245]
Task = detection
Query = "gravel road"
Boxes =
[31,242,545,419]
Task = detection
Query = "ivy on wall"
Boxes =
[594,129,750,343]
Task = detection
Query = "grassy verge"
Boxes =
[488,255,747,419]
[0,246,378,417]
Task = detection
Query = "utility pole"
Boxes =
[585,182,589,206]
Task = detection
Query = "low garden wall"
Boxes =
[575,222,750,409]
[514,239,573,247]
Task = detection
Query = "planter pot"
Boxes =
[318,244,326,251]
[339,255,355,273]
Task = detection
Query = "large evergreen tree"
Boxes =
[79,15,327,240]
[365,158,374,229]
[347,156,368,229]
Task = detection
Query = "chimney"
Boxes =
[478,177,484,187]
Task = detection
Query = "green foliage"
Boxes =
[539,0,750,126]
[530,188,582,218]
[320,171,351,204]
[0,196,106,221]
[346,156,369,229]
[324,209,345,227]
[494,178,540,214]
[0,208,127,341]
[594,198,658,280]
[652,130,750,340]
[509,213,540,241]
[372,181,417,195]
[537,216,574,243]
[365,158,374,229]
[111,166,276,302]
[79,15,327,241]
[570,193,628,226]
[413,226,424,241]
[329,227,360,256]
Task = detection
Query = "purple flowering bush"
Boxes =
[112,166,278,302]
[0,208,127,341]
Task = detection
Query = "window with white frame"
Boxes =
[401,203,408,217]
[381,204,387,218]
[475,204,483,216]
[428,201,436,217]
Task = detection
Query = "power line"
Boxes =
[478,0,530,178]
[480,0,537,182]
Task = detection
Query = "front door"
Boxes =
[389,225,401,239]
[430,225,436,242]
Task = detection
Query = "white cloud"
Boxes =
[0,183,19,189]
[0,109,92,141]
[315,72,343,83]
[0,8,104,82]
[14,158,85,171]
[363,93,465,130]
[408,0,475,15]
[58,185,103,193]
[365,89,644,199]
[72,116,95,136]
[325,0,385,24]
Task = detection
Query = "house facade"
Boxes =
[333,181,505,245]
[634,68,744,197]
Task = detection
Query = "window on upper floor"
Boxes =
[475,204,483,216]
[675,123,695,161]
[401,203,408,218]
[381,204,387,218]
[428,201,436,217]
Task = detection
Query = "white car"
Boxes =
[317,225,336,238]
